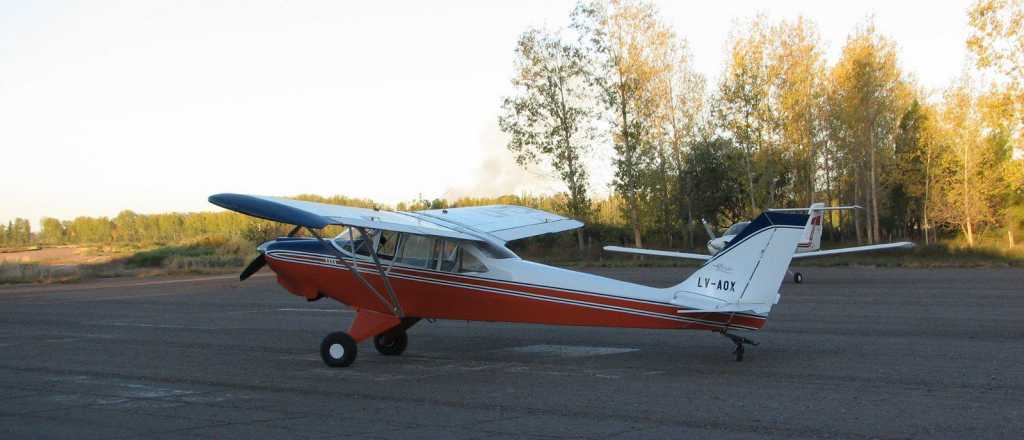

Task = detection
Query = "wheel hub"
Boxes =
[329,343,345,359]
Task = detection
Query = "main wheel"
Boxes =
[373,329,408,356]
[320,331,357,367]
[793,272,804,284]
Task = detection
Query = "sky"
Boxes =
[0,0,976,227]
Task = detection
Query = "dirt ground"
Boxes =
[0,246,116,265]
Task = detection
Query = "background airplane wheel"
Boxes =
[373,329,408,356]
[320,332,357,367]
[793,272,804,284]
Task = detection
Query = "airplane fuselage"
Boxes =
[263,238,768,333]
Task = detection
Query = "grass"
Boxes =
[793,242,1024,268]
[0,236,258,285]
[0,245,42,254]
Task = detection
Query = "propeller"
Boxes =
[239,225,303,281]
[701,218,717,240]
[239,254,266,281]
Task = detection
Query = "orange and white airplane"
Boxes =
[605,203,914,283]
[212,193,818,367]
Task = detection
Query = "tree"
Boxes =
[826,21,907,243]
[499,28,596,251]
[890,99,941,243]
[715,15,774,216]
[4,218,33,245]
[772,17,828,207]
[682,136,748,228]
[573,0,675,248]
[968,0,1024,138]
[39,217,66,244]
[932,75,1015,246]
[715,16,827,214]
[651,32,706,248]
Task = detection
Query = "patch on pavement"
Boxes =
[500,344,638,358]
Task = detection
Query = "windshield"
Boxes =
[333,228,374,256]
[724,222,750,236]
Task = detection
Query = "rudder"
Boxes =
[671,211,807,315]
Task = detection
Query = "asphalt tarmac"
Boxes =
[0,266,1021,439]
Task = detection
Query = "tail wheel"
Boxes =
[373,329,408,356]
[320,331,357,367]
[793,272,804,284]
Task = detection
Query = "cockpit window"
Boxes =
[724,222,750,236]
[376,231,398,260]
[333,228,373,256]
[396,234,435,268]
[437,240,459,272]
[333,230,493,274]
[459,248,488,273]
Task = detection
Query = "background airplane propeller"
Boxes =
[239,225,302,281]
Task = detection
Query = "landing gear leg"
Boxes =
[721,332,758,362]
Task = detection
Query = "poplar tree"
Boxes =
[499,28,596,251]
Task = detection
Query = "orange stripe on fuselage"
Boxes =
[265,253,766,331]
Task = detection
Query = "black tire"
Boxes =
[320,332,357,367]
[373,329,408,356]
[793,272,803,284]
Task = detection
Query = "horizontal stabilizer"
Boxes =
[768,205,862,212]
[676,303,773,314]
[603,245,710,261]
[793,241,914,259]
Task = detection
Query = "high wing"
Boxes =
[414,205,583,242]
[792,241,914,259]
[208,194,483,241]
[602,245,711,261]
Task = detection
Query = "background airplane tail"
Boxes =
[773,203,860,253]
[672,211,807,315]
[800,202,826,252]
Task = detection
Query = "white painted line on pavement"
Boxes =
[277,308,352,313]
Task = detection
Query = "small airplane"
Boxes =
[604,203,915,283]
[211,193,815,367]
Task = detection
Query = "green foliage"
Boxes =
[683,137,748,226]
[0,218,32,247]
[499,28,595,225]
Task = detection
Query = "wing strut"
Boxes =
[308,229,404,318]
[354,226,404,317]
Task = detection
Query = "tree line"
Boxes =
[0,194,639,248]
[498,0,1024,250]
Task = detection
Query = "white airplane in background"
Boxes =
[605,203,915,283]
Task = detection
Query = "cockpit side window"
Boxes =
[395,234,436,268]
[376,230,399,260]
[437,240,459,272]
[458,246,489,273]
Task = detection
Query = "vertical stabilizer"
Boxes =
[671,212,807,315]
[800,202,826,252]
